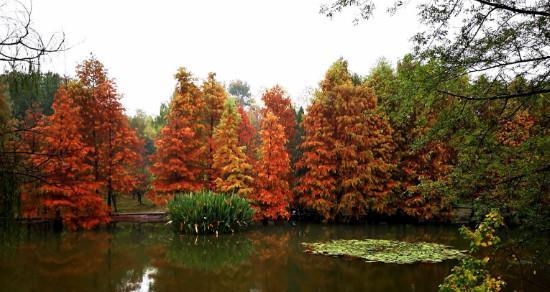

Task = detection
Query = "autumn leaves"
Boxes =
[149,58,400,222]
[21,56,445,228]
[22,58,143,230]
[296,59,395,221]
[147,68,293,221]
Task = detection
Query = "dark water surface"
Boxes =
[0,223,547,291]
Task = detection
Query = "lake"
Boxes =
[0,223,547,291]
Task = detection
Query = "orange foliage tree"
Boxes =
[237,104,258,163]
[148,68,206,204]
[297,59,396,221]
[201,72,227,187]
[261,86,297,191]
[252,111,291,221]
[24,86,110,230]
[393,120,455,220]
[71,58,143,211]
[212,98,254,197]
[295,100,336,219]
[496,110,534,147]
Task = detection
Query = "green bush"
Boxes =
[167,191,254,234]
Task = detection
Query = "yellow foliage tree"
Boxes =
[201,72,228,188]
[212,98,254,197]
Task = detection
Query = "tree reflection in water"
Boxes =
[0,223,547,291]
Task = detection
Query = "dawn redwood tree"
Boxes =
[103,119,144,211]
[366,57,459,220]
[296,100,336,219]
[253,111,291,221]
[261,86,297,186]
[237,104,258,163]
[23,86,109,230]
[297,59,396,221]
[201,72,227,188]
[148,68,206,204]
[396,135,454,219]
[261,86,296,143]
[71,58,142,211]
[212,98,254,197]
[290,106,305,167]
[323,0,550,233]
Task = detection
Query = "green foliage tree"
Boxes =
[0,83,17,219]
[128,109,158,205]
[290,106,305,171]
[153,102,169,132]
[0,71,64,118]
[366,56,464,220]
[323,1,549,100]
[228,79,252,107]
[0,84,9,127]
[128,109,157,156]
[324,1,550,229]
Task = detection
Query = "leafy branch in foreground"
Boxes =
[439,209,506,291]
[321,0,550,101]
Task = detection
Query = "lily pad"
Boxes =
[302,239,467,264]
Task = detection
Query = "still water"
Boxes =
[0,223,546,292]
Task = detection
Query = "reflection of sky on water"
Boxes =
[138,267,157,292]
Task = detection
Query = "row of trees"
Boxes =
[2,53,546,228]
[321,0,549,230]
[147,69,296,221]
[2,58,144,229]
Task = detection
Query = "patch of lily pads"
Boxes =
[302,239,467,264]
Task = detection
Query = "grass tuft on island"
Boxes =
[303,239,467,264]
[168,191,254,235]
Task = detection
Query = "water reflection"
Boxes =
[129,267,156,292]
[0,223,547,291]
[166,235,253,271]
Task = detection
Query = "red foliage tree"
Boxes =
[261,85,296,144]
[252,111,291,221]
[237,104,258,163]
[148,68,206,204]
[24,86,110,230]
[71,58,143,211]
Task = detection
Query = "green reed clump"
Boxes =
[168,191,254,234]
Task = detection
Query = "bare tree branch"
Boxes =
[0,0,65,71]
[439,88,550,101]
[474,0,550,17]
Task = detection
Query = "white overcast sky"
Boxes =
[29,0,421,116]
